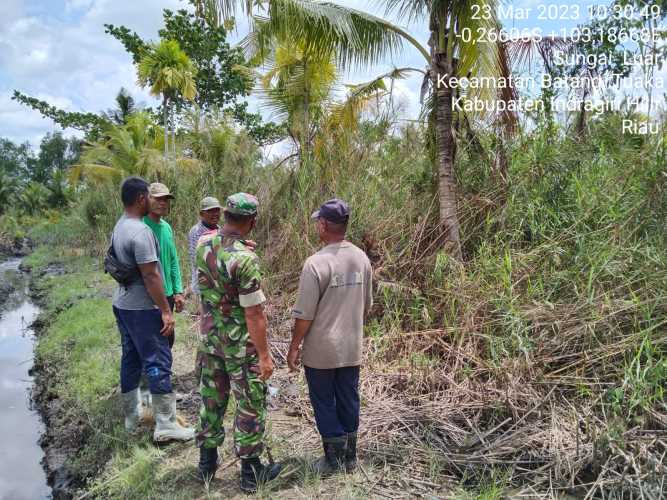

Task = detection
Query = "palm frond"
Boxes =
[506,36,570,74]
[382,0,431,25]
[194,0,255,26]
[255,39,339,124]
[251,0,429,69]
[328,86,388,132]
[137,40,198,101]
[452,0,499,78]
[343,66,422,106]
[69,164,122,185]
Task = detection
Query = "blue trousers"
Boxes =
[113,306,172,394]
[305,365,360,439]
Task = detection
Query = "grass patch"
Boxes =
[37,298,118,404]
[25,111,667,497]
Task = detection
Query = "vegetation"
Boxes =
[136,39,198,160]
[12,2,283,146]
[195,0,515,258]
[7,0,667,497]
[11,91,108,139]
[0,133,80,225]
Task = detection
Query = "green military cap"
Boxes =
[224,192,259,216]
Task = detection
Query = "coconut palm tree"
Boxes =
[256,40,338,164]
[0,172,21,213]
[70,112,165,184]
[103,87,139,125]
[197,0,506,258]
[137,39,198,161]
[20,182,51,215]
[246,38,406,179]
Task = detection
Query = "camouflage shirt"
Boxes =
[196,229,266,352]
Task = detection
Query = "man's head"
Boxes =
[148,182,175,218]
[311,198,349,242]
[120,176,150,215]
[223,193,259,236]
[199,196,222,227]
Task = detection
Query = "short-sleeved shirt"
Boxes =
[196,228,266,355]
[111,214,163,310]
[293,241,373,369]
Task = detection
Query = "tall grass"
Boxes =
[37,108,667,495]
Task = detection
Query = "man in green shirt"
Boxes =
[144,182,184,348]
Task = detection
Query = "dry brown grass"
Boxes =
[264,279,667,499]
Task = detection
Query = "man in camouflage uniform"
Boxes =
[195,193,282,492]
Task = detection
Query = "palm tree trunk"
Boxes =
[433,55,462,259]
[163,96,169,161]
[302,61,311,171]
[576,86,589,137]
[172,124,176,158]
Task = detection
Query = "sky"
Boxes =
[0,0,661,149]
[0,0,431,147]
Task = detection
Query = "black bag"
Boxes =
[104,233,141,287]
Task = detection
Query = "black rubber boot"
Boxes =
[345,432,357,473]
[312,436,346,476]
[240,457,282,493]
[198,446,218,482]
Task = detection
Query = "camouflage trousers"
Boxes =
[195,347,267,458]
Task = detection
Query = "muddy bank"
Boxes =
[0,279,13,308]
[27,261,82,500]
[0,237,33,259]
[31,359,82,499]
[0,240,32,307]
[26,256,197,499]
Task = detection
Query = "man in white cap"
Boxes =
[144,182,185,348]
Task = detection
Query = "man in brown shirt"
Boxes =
[288,199,373,475]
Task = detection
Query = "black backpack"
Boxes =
[104,233,142,287]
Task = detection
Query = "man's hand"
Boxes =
[173,294,185,313]
[244,303,273,380]
[138,261,173,335]
[160,310,175,336]
[287,344,301,372]
[289,318,312,372]
[259,354,274,381]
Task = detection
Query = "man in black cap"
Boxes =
[287,198,373,475]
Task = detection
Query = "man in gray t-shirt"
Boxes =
[112,214,164,310]
[111,176,194,443]
[287,199,372,476]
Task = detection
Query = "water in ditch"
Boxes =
[0,259,50,499]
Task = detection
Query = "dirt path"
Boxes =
[147,308,444,499]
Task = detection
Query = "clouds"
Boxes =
[0,0,24,33]
[0,92,70,146]
[0,0,432,148]
[0,0,184,146]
